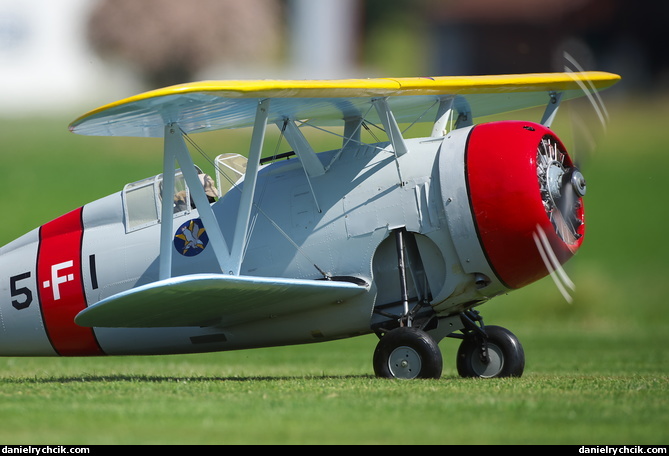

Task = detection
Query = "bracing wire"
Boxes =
[401,99,439,135]
[177,96,440,279]
[179,127,331,278]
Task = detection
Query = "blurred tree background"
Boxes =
[1,0,666,116]
[82,0,667,94]
[87,0,283,87]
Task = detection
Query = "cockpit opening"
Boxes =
[122,154,248,233]
[122,166,205,233]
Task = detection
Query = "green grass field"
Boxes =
[0,95,667,445]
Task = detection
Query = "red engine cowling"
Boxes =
[466,121,585,289]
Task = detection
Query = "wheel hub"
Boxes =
[471,343,504,378]
[388,346,422,379]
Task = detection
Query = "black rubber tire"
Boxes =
[373,327,443,379]
[456,325,525,378]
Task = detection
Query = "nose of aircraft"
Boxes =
[464,121,585,289]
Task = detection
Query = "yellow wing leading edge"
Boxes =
[69,72,620,138]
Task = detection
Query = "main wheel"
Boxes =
[373,327,443,379]
[456,325,525,378]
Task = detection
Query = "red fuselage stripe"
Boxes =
[38,207,104,356]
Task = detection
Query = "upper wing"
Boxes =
[69,72,620,138]
[74,273,369,328]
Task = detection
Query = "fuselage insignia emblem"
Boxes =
[174,218,209,256]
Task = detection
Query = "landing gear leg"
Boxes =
[372,229,443,379]
[394,228,411,327]
[455,310,525,378]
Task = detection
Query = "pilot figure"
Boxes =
[173,173,219,211]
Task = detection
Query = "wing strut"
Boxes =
[373,97,408,186]
[541,91,563,127]
[159,128,177,280]
[373,97,409,157]
[160,100,321,279]
[229,98,270,275]
[431,97,454,138]
[281,119,325,177]
[161,123,230,279]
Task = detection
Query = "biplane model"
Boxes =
[0,72,620,379]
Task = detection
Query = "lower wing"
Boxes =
[75,274,369,328]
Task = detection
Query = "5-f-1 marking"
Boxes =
[9,255,99,310]
[9,261,75,310]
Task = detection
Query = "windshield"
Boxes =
[122,169,193,233]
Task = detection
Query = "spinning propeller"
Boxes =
[537,136,586,247]
[531,52,611,303]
